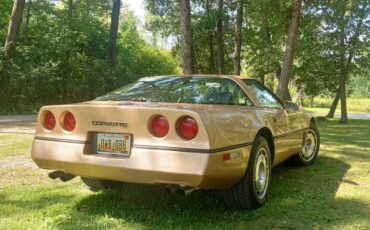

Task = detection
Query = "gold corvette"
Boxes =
[31,75,320,210]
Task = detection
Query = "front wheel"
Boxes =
[223,135,271,210]
[290,122,320,166]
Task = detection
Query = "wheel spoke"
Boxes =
[254,148,269,198]
[300,130,317,161]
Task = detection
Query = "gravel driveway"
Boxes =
[0,115,37,134]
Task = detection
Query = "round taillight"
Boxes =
[177,116,198,140]
[151,115,169,137]
[44,111,56,130]
[63,112,76,131]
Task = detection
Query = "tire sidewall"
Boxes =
[299,123,320,165]
[247,136,272,206]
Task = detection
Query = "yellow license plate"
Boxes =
[96,133,131,156]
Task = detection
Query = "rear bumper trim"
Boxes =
[34,136,253,154]
[133,142,253,153]
[34,136,89,144]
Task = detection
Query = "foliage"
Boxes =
[145,0,369,99]
[0,0,369,114]
[0,0,178,114]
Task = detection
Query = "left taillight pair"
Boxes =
[43,111,76,131]
[150,115,198,140]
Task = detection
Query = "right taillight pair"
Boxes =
[43,111,76,131]
[151,115,198,140]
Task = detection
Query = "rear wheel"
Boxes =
[290,122,320,166]
[223,135,271,210]
[81,177,124,190]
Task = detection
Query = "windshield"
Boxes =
[95,76,252,106]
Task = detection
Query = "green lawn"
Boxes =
[1,120,369,229]
[0,134,33,158]
[303,98,370,115]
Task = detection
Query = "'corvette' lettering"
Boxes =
[92,121,128,128]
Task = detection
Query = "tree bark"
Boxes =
[179,0,193,74]
[326,88,340,118]
[3,0,26,61]
[233,0,243,75]
[261,0,274,76]
[108,0,121,66]
[216,0,225,74]
[23,0,32,41]
[277,0,302,100]
[338,3,348,124]
[206,0,215,73]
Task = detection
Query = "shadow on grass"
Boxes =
[55,156,368,229]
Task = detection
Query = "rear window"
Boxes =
[95,76,252,106]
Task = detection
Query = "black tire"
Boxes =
[223,135,272,210]
[290,122,320,166]
[81,177,124,190]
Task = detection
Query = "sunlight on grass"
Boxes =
[304,98,370,113]
[0,119,369,229]
[0,134,33,159]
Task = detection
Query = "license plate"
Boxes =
[96,133,131,156]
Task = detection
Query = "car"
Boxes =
[31,75,320,210]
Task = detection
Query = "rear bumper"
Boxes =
[31,138,251,189]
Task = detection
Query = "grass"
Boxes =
[302,98,370,115]
[1,119,370,229]
[0,134,33,158]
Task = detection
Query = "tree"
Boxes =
[216,0,225,74]
[233,0,243,75]
[0,0,25,111]
[206,0,216,73]
[2,0,25,62]
[179,0,193,74]
[338,0,348,123]
[326,0,367,119]
[108,0,121,66]
[277,0,302,100]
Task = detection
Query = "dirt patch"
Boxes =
[0,156,52,186]
[0,115,36,134]
[0,122,35,134]
[0,156,37,169]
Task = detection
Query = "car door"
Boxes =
[242,80,303,165]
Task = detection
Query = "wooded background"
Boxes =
[0,0,369,124]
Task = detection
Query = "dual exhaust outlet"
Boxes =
[48,170,196,196]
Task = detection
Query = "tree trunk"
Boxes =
[216,0,225,74]
[259,75,265,85]
[233,0,243,75]
[23,0,32,41]
[261,0,274,76]
[206,0,215,73]
[277,0,302,100]
[326,13,364,119]
[179,0,193,74]
[326,88,340,118]
[0,0,25,111]
[108,0,121,66]
[208,30,215,73]
[3,0,26,61]
[276,67,292,100]
[338,3,348,124]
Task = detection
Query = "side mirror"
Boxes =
[284,101,299,111]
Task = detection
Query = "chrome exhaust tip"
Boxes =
[48,171,76,182]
